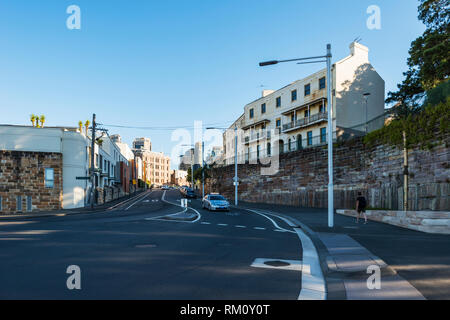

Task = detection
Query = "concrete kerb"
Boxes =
[241,208,347,300]
[0,190,149,220]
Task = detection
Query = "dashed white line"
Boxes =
[201,222,211,225]
[235,225,247,228]
[254,227,266,230]
[217,224,228,227]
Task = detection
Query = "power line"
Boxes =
[101,121,235,131]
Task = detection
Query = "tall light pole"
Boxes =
[202,141,205,199]
[259,44,334,228]
[363,92,371,134]
[207,126,239,206]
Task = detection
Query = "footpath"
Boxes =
[238,201,450,300]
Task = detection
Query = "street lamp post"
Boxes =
[259,44,335,228]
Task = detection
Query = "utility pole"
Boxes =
[326,44,334,228]
[234,126,238,206]
[90,113,96,210]
[403,131,409,211]
[202,141,205,199]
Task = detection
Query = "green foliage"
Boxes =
[386,0,450,116]
[364,98,450,149]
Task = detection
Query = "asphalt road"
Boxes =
[0,189,303,300]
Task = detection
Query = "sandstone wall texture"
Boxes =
[208,136,449,211]
[0,151,63,213]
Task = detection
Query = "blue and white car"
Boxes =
[202,194,230,211]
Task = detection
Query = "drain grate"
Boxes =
[264,260,291,267]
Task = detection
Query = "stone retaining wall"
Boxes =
[208,136,449,211]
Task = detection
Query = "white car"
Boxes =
[202,194,230,211]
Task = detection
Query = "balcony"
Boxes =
[244,130,272,144]
[282,112,327,133]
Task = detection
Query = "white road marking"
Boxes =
[217,224,228,226]
[235,225,247,228]
[201,222,211,225]
[254,227,266,230]
[246,209,296,234]
[160,190,202,223]
[125,191,153,211]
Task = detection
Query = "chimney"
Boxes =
[262,90,275,97]
[349,42,369,62]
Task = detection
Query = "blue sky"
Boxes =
[0,0,425,167]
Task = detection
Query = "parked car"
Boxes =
[202,194,230,211]
[181,187,197,199]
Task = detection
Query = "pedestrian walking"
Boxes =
[356,192,368,224]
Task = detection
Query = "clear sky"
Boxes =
[0,0,425,168]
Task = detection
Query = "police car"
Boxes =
[202,194,230,211]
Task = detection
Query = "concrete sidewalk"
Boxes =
[237,201,450,300]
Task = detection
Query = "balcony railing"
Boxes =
[244,130,272,144]
[282,112,328,133]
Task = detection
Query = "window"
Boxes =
[319,103,326,114]
[261,103,266,114]
[276,118,281,128]
[320,128,327,143]
[307,131,313,146]
[291,90,297,102]
[304,110,310,118]
[267,142,271,156]
[45,168,55,188]
[319,77,326,90]
[304,84,311,96]
[17,195,22,212]
[276,97,281,108]
[249,108,254,119]
[288,139,292,151]
[291,114,295,122]
[27,196,32,212]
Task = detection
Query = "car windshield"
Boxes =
[209,196,225,201]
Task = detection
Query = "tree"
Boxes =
[40,115,46,128]
[30,114,36,127]
[85,120,90,135]
[78,121,83,133]
[35,115,40,128]
[386,0,449,117]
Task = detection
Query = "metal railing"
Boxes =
[282,112,327,132]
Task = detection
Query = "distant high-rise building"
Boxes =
[133,137,152,152]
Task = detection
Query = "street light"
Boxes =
[363,93,371,134]
[207,126,239,206]
[260,44,335,228]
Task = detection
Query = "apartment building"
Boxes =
[171,170,188,186]
[224,42,385,162]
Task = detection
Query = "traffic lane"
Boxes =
[0,190,182,234]
[0,209,302,299]
[188,197,296,233]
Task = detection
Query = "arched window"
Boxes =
[288,139,292,151]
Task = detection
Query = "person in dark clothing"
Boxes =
[356,192,368,224]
